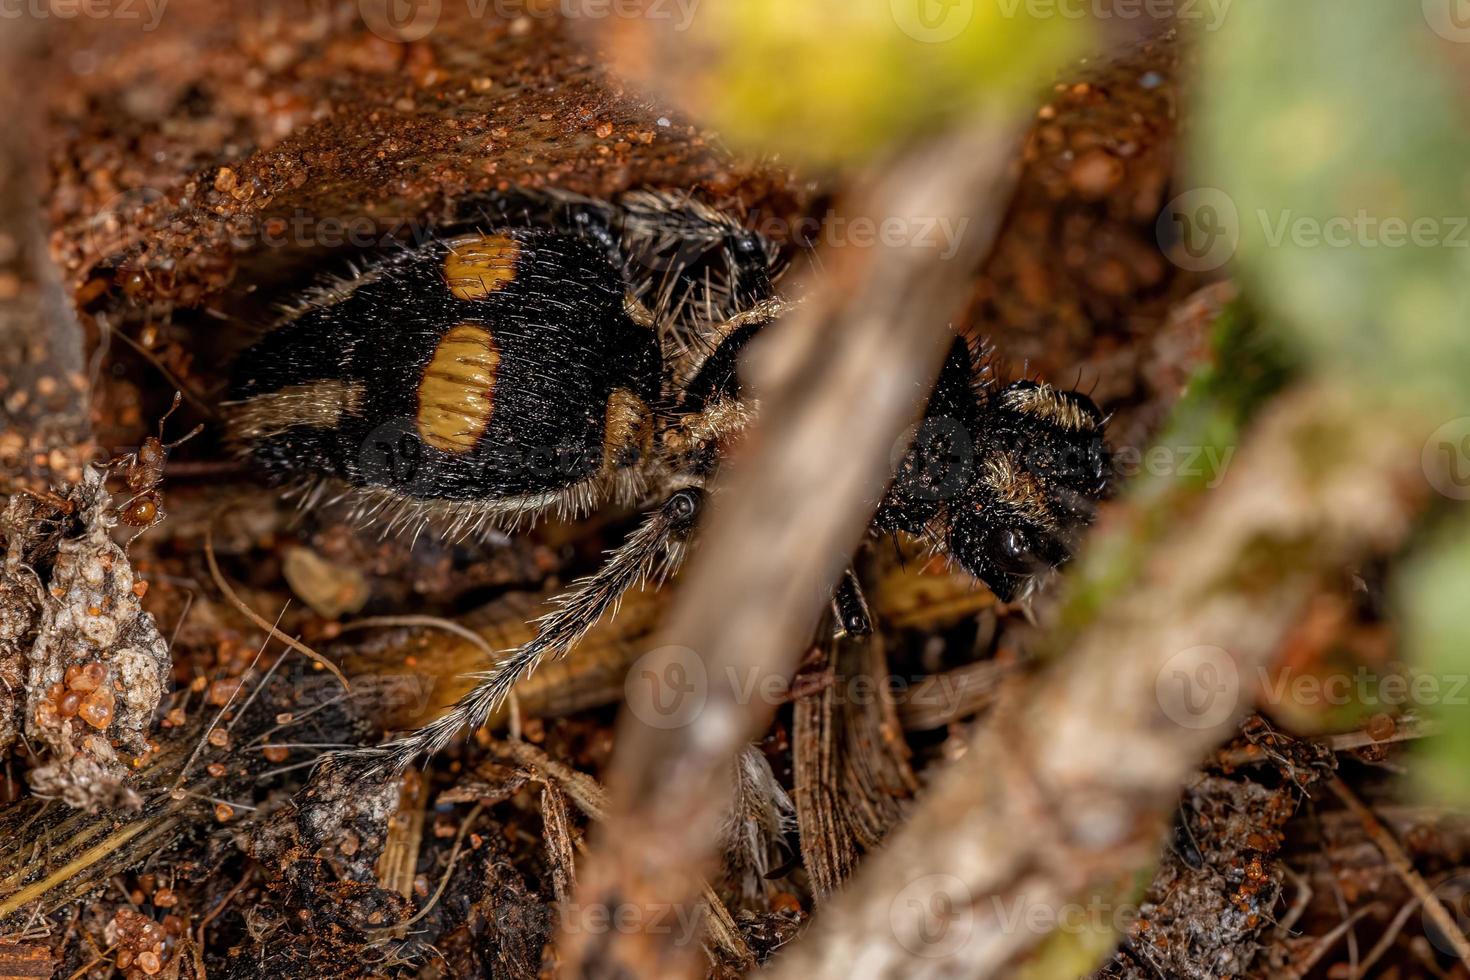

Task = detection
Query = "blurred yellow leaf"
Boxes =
[671,0,1086,164]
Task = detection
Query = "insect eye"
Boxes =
[1059,438,1108,491]
[991,527,1032,571]
[666,488,702,526]
[731,232,764,257]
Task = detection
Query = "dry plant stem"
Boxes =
[378,770,427,933]
[795,634,918,899]
[340,614,523,735]
[1214,716,1434,768]
[170,605,281,793]
[204,524,349,690]
[370,802,485,937]
[1357,895,1425,978]
[1328,776,1470,970]
[767,384,1425,979]
[191,871,253,975]
[1289,906,1376,979]
[493,738,754,970]
[345,566,989,734]
[541,782,578,904]
[560,115,1027,976]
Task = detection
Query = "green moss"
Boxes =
[1400,517,1470,803]
[1056,302,1296,640]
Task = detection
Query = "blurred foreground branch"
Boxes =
[765,382,1427,978]
[0,20,91,488]
[561,115,1027,976]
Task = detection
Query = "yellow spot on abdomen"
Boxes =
[603,388,653,469]
[443,234,520,301]
[417,324,500,453]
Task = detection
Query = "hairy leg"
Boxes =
[353,488,704,774]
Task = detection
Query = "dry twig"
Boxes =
[1329,776,1470,970]
[767,385,1426,978]
[561,113,1028,977]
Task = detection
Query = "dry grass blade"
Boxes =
[494,738,755,970]
[370,803,484,937]
[204,523,349,691]
[794,633,917,899]
[1329,777,1470,970]
[540,782,577,904]
[377,770,427,922]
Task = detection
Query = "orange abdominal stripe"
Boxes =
[443,234,521,300]
[417,324,501,453]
